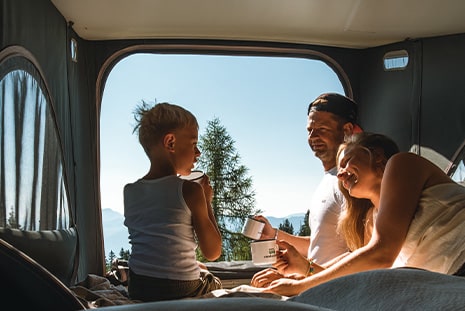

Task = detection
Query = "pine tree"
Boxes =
[119,248,130,260]
[196,117,261,261]
[107,250,116,271]
[7,208,21,229]
[298,209,311,236]
[279,218,294,234]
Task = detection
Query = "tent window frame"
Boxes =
[0,49,72,230]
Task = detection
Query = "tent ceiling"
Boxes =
[51,0,465,49]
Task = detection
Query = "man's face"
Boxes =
[307,110,346,170]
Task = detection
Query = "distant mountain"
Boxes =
[102,208,306,257]
[267,214,307,231]
[102,208,130,256]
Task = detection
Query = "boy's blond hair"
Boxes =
[133,101,198,155]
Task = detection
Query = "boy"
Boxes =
[124,102,222,302]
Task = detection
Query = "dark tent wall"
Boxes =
[420,34,465,159]
[356,35,465,160]
[66,34,107,280]
[1,0,105,281]
[357,41,420,151]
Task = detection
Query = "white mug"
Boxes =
[178,170,204,182]
[251,239,278,265]
[242,216,265,240]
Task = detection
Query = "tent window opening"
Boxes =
[383,50,409,71]
[70,38,78,63]
[0,56,71,230]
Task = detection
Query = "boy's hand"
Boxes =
[199,175,213,202]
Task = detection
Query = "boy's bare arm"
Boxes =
[183,181,222,261]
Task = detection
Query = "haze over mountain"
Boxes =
[102,208,306,257]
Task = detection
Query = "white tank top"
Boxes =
[124,175,200,280]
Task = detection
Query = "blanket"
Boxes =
[69,274,285,308]
[71,267,465,310]
[70,274,139,308]
[291,268,465,310]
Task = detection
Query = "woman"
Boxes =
[252,132,465,296]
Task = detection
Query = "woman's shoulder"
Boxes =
[390,151,420,160]
[390,151,449,169]
[388,152,451,186]
[389,152,435,167]
[386,152,421,170]
[386,152,435,178]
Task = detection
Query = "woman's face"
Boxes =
[337,144,378,198]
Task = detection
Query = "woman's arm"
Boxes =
[263,153,434,296]
[321,251,351,268]
[251,240,325,287]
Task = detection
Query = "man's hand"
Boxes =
[252,215,276,240]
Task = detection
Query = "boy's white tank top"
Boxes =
[124,175,200,280]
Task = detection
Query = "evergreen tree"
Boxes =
[107,250,116,271]
[196,117,261,261]
[298,209,311,236]
[279,218,294,234]
[7,208,21,229]
[119,248,130,260]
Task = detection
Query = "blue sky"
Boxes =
[100,54,344,218]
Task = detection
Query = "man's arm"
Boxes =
[254,215,310,257]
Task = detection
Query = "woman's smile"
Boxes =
[340,171,358,192]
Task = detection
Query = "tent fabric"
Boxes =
[1,0,104,280]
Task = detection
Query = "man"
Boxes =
[253,93,362,276]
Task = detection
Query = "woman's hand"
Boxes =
[250,268,284,288]
[274,240,311,276]
[262,277,307,297]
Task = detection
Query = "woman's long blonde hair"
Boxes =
[336,133,400,251]
[338,187,373,251]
